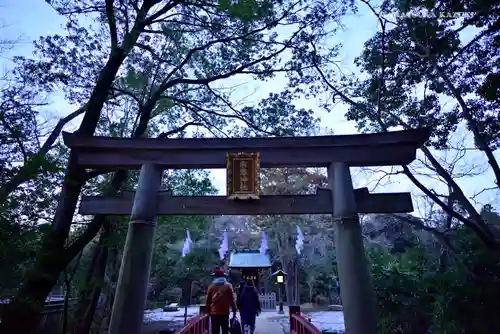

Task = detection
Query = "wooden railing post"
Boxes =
[328,162,377,334]
[289,305,300,333]
[109,163,163,334]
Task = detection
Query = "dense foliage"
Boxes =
[370,208,500,333]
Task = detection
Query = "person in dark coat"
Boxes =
[237,280,261,334]
[236,280,246,311]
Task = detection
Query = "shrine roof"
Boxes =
[228,251,271,269]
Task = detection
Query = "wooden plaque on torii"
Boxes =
[226,152,260,200]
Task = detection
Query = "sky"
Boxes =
[1,0,498,219]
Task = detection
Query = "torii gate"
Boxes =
[63,127,430,334]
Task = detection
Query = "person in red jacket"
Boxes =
[206,268,238,334]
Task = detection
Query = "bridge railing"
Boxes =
[289,305,322,334]
[176,304,323,334]
[177,305,209,334]
[177,314,209,334]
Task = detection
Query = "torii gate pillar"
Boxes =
[328,162,377,334]
[109,163,163,334]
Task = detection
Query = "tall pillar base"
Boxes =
[108,164,162,334]
[328,162,377,334]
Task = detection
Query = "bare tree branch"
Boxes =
[310,4,500,250]
[0,105,87,203]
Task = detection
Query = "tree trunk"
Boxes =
[0,249,64,332]
[72,240,102,325]
[282,260,293,305]
[100,244,120,332]
[438,192,454,273]
[294,259,300,305]
[0,165,84,333]
[308,280,314,303]
[150,281,168,301]
[79,245,108,334]
[73,223,111,334]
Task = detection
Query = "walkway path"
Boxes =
[255,311,288,334]
[254,307,345,334]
